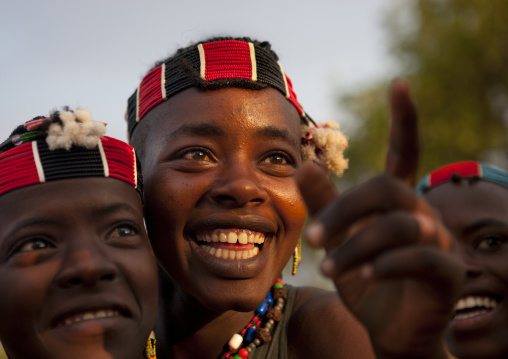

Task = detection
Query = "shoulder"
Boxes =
[286,286,375,359]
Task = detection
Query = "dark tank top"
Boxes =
[252,284,297,359]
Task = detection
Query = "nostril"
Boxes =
[67,278,83,286]
[101,274,115,281]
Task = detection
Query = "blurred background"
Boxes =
[2,1,508,355]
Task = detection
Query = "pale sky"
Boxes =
[0,0,396,141]
[0,0,399,287]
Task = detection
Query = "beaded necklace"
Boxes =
[222,279,287,359]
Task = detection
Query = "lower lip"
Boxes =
[190,238,270,278]
[449,307,497,332]
[54,316,129,338]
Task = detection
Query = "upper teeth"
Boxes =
[455,296,497,311]
[196,229,266,244]
[60,309,120,327]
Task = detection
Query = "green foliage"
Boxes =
[341,0,508,182]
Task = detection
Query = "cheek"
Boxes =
[0,268,50,337]
[272,181,308,238]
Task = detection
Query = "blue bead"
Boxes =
[265,291,273,305]
[256,301,268,315]
[245,327,256,342]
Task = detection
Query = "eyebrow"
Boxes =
[164,124,226,144]
[256,126,300,150]
[462,218,508,235]
[91,202,139,218]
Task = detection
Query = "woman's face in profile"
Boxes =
[137,87,307,311]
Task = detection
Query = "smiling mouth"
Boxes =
[56,308,126,328]
[195,229,268,260]
[454,295,499,320]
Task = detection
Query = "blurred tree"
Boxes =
[340,0,508,184]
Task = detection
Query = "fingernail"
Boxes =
[414,213,436,243]
[321,257,336,277]
[306,221,325,246]
[359,263,373,279]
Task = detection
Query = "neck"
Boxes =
[154,272,257,359]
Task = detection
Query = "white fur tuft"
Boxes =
[46,108,106,150]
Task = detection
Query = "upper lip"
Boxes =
[185,213,278,238]
[49,298,133,329]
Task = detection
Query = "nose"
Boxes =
[55,236,118,289]
[455,243,483,278]
[208,160,269,208]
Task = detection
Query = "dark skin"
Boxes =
[296,80,465,359]
[0,178,158,359]
[424,180,508,359]
[131,80,463,358]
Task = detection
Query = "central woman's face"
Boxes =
[424,180,508,359]
[136,87,307,311]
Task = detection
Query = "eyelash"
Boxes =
[8,236,55,258]
[475,234,507,252]
[261,151,295,166]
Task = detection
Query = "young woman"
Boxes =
[417,161,508,359]
[0,108,158,359]
[125,36,459,358]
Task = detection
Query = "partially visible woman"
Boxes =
[418,161,508,359]
[0,108,158,359]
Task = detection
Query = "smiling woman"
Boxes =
[126,37,370,359]
[0,109,158,359]
[418,161,508,359]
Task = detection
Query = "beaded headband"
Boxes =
[0,109,138,197]
[127,39,309,137]
[416,161,508,194]
[127,39,349,176]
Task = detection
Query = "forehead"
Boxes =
[133,87,302,145]
[0,178,141,232]
[423,180,508,230]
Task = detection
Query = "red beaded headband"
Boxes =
[0,112,138,197]
[126,39,311,137]
[416,161,508,194]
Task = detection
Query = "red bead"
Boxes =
[241,329,247,334]
[275,279,283,286]
[238,348,249,358]
[247,323,252,328]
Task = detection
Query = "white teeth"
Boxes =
[227,232,237,244]
[199,245,261,260]
[59,309,120,327]
[455,296,498,311]
[238,232,248,244]
[197,229,267,245]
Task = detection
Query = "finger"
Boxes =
[296,161,339,215]
[372,246,465,295]
[320,211,421,277]
[307,174,419,247]
[385,79,420,186]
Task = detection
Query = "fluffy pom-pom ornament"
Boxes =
[300,120,349,176]
[46,108,105,150]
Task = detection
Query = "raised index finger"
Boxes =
[385,79,420,186]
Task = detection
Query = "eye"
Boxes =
[260,152,294,166]
[108,224,139,239]
[16,238,54,254]
[181,149,213,162]
[476,236,506,252]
